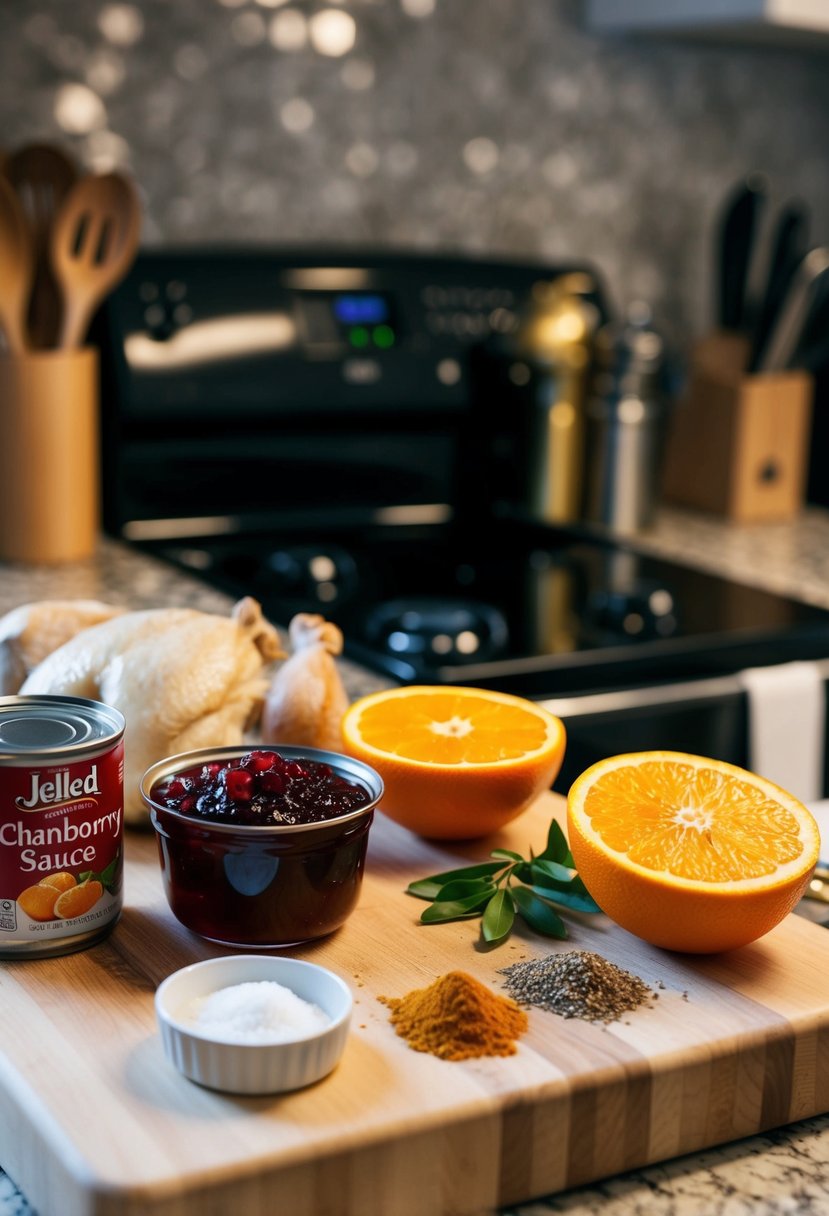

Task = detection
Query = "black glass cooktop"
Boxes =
[149,519,829,698]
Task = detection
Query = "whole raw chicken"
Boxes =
[261,613,350,753]
[21,597,283,825]
[0,599,125,696]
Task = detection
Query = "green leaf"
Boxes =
[512,886,568,939]
[427,878,502,902]
[535,819,574,867]
[420,907,484,924]
[77,860,120,895]
[406,861,508,901]
[528,885,601,914]
[481,888,516,943]
[420,885,497,923]
[98,853,121,894]
[528,859,592,898]
[531,857,577,886]
[490,848,524,863]
[568,874,591,896]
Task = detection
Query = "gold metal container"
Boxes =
[516,273,598,524]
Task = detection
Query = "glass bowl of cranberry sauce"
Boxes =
[141,745,383,948]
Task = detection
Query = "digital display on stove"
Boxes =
[333,293,390,325]
[294,291,397,350]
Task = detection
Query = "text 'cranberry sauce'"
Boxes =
[152,749,371,827]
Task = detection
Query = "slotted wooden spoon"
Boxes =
[5,143,78,348]
[0,173,34,354]
[51,171,141,350]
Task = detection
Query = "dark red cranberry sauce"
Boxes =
[152,750,371,826]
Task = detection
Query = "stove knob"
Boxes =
[264,546,359,607]
[144,303,176,342]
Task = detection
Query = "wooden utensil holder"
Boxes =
[0,348,99,563]
[661,332,813,522]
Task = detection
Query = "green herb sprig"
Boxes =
[406,819,601,947]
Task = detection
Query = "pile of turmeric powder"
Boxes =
[378,970,528,1060]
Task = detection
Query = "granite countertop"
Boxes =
[2,510,829,1216]
[609,506,829,613]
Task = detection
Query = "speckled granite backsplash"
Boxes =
[2,0,829,349]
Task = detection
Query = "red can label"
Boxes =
[0,741,124,946]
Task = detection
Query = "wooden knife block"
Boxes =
[661,332,813,522]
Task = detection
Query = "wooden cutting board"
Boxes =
[1,791,829,1216]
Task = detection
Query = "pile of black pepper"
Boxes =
[498,950,656,1024]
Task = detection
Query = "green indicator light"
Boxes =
[372,325,395,349]
[349,326,370,348]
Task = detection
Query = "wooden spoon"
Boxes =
[0,174,34,354]
[50,171,141,350]
[5,143,78,349]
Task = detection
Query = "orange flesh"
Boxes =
[583,759,805,883]
[353,693,552,764]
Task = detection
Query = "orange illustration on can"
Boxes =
[0,695,126,959]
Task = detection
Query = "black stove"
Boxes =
[150,515,829,697]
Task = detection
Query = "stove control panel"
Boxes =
[98,248,604,422]
[96,248,605,541]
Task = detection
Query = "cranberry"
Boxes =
[225,768,254,801]
[247,750,277,772]
[259,770,286,795]
[164,776,190,800]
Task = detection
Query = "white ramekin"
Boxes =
[155,954,353,1094]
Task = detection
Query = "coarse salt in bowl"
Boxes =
[155,955,353,1094]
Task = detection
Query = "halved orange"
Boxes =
[341,685,565,839]
[567,751,820,954]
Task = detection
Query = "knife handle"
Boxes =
[716,175,767,332]
[755,247,829,374]
[747,203,810,373]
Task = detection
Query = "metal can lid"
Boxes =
[0,695,125,761]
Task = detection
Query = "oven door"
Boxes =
[106,426,458,541]
[543,661,829,800]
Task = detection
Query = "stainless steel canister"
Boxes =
[0,695,126,958]
[583,303,668,534]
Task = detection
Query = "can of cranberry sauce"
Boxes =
[0,695,126,959]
